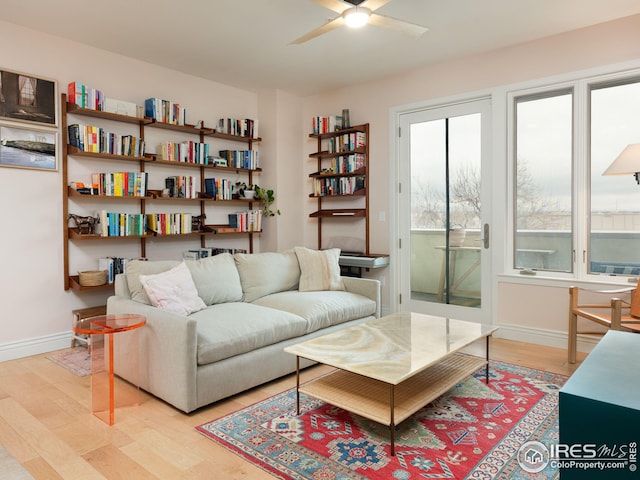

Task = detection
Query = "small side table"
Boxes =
[72,313,146,425]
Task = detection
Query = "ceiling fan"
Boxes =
[291,0,428,45]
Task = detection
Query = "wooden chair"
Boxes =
[568,286,640,363]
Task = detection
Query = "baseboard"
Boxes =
[495,322,600,355]
[0,332,72,362]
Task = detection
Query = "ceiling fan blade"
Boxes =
[290,17,346,45]
[368,13,428,39]
[359,0,393,12]
[311,0,351,14]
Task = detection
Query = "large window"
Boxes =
[514,90,573,272]
[590,78,640,276]
[512,75,640,279]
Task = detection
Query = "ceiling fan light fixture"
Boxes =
[343,7,371,28]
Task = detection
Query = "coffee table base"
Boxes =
[296,353,488,455]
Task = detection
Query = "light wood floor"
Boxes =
[0,338,586,480]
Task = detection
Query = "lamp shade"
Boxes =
[602,143,640,176]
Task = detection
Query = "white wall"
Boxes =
[2,15,640,360]
[0,21,274,360]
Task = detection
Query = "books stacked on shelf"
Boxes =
[98,211,147,237]
[91,172,148,197]
[217,118,258,138]
[69,182,98,195]
[215,247,247,255]
[146,213,193,235]
[314,176,365,196]
[218,150,259,169]
[164,176,197,199]
[145,97,186,125]
[204,177,233,200]
[156,141,210,164]
[68,81,105,110]
[312,115,343,134]
[330,153,365,173]
[228,209,262,232]
[328,131,366,153]
[68,124,145,157]
[183,247,214,260]
[98,256,133,283]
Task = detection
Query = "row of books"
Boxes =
[156,141,210,164]
[68,124,146,157]
[218,150,259,170]
[68,81,105,110]
[147,213,193,235]
[328,132,366,153]
[314,176,365,196]
[90,172,148,197]
[330,153,366,174]
[97,256,134,284]
[217,118,258,138]
[204,177,234,200]
[182,247,247,260]
[97,211,193,236]
[312,115,344,134]
[98,212,148,237]
[165,176,198,199]
[228,210,262,232]
[145,97,186,125]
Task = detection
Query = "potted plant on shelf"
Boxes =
[255,185,280,217]
[234,182,280,216]
[234,181,256,199]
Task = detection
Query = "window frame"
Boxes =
[506,69,640,283]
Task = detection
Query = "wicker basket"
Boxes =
[78,270,108,287]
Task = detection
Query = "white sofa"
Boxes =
[107,249,380,413]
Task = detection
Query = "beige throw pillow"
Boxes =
[294,246,344,292]
[139,262,206,316]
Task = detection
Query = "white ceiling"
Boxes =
[4,0,640,96]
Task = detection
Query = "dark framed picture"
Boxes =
[0,68,57,127]
[0,124,57,171]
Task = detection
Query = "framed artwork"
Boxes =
[0,68,57,127]
[0,124,57,171]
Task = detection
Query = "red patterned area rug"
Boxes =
[196,361,566,479]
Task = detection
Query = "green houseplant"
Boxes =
[255,185,280,217]
[234,182,280,217]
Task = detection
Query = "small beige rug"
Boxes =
[0,444,35,480]
[46,347,91,377]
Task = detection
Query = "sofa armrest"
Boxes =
[107,295,199,413]
[342,277,381,318]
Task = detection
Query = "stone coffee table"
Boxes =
[284,311,498,455]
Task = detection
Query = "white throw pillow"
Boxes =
[139,262,206,315]
[294,246,344,292]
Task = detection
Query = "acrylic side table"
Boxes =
[72,313,146,425]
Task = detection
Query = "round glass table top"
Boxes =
[72,313,146,335]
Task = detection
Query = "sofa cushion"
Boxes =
[191,302,308,365]
[126,259,180,305]
[234,251,300,302]
[294,246,344,292]
[139,262,207,316]
[185,253,243,305]
[252,290,376,333]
